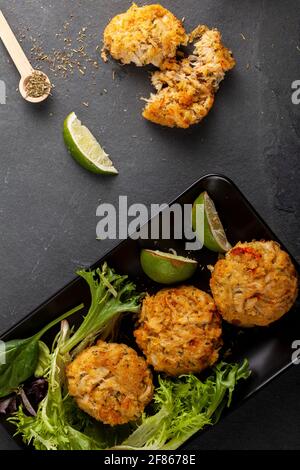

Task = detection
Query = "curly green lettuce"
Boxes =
[8,263,250,451]
[61,263,142,356]
[9,263,143,450]
[9,322,106,450]
[11,346,250,451]
[113,359,250,450]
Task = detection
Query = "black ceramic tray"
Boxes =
[1,174,299,449]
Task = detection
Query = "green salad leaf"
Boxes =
[1,263,141,399]
[11,349,250,450]
[61,263,142,356]
[9,321,106,450]
[6,262,251,451]
[0,338,40,400]
[0,303,84,398]
[9,263,143,450]
[34,341,51,378]
[113,360,251,450]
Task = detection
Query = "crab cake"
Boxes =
[134,286,222,376]
[142,58,215,128]
[210,241,298,327]
[102,3,187,67]
[143,25,235,128]
[66,341,153,426]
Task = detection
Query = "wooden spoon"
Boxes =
[0,10,51,103]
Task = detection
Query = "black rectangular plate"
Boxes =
[1,174,299,449]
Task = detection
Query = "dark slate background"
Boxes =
[0,0,299,450]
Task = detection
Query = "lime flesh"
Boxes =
[63,112,118,175]
[192,191,232,253]
[140,249,197,284]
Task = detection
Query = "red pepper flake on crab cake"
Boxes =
[210,240,298,327]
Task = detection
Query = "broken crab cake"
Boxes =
[143,26,235,128]
[102,3,187,67]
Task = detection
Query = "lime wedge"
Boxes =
[63,112,118,175]
[140,249,197,284]
[192,191,232,253]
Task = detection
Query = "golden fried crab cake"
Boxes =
[102,3,187,67]
[134,285,222,376]
[210,241,298,327]
[142,59,215,128]
[66,341,153,426]
[143,25,235,128]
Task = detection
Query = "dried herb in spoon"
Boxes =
[25,71,51,98]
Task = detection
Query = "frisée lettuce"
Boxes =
[10,330,250,451]
[113,359,250,450]
[5,262,250,450]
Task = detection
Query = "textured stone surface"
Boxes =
[0,0,299,450]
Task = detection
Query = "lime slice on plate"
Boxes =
[140,249,197,284]
[192,191,232,253]
[63,112,118,175]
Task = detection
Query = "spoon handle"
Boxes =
[0,10,33,78]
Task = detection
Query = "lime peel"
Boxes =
[63,112,118,175]
[140,249,197,284]
[192,191,232,253]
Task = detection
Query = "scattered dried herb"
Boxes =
[18,15,101,80]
